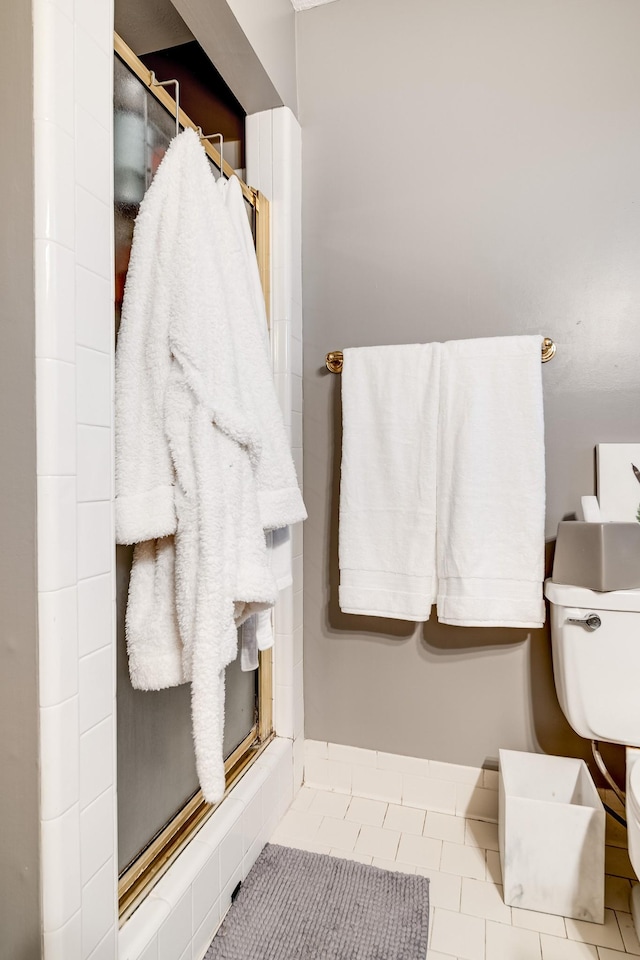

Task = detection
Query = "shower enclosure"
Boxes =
[114,39,273,920]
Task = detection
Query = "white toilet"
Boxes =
[545,579,640,929]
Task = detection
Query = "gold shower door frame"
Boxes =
[115,34,274,923]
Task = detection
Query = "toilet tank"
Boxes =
[545,580,640,747]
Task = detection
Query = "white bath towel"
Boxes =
[436,336,546,627]
[115,130,305,802]
[338,344,441,620]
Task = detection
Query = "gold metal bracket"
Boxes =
[541,337,556,362]
[325,350,344,373]
[326,338,556,373]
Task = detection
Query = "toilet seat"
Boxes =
[627,761,640,927]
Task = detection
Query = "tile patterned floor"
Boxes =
[269,786,640,960]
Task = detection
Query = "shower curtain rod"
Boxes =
[325,337,557,373]
[114,32,254,205]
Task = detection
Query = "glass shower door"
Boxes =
[114,51,265,912]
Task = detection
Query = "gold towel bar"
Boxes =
[326,337,556,373]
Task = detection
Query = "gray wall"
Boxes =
[0,0,41,956]
[298,0,640,769]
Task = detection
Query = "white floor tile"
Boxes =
[424,812,466,844]
[486,921,541,959]
[431,907,485,960]
[384,803,425,836]
[605,876,631,912]
[268,798,640,960]
[308,790,350,819]
[565,910,624,951]
[465,819,499,851]
[371,858,416,874]
[330,849,372,865]
[540,934,598,959]
[283,838,332,855]
[354,824,400,860]
[616,911,640,954]
[486,850,502,884]
[270,809,322,843]
[512,907,567,937]
[605,816,628,850]
[316,816,361,851]
[397,833,442,870]
[416,868,462,911]
[606,846,636,881]
[346,796,387,827]
[441,842,486,881]
[461,878,511,924]
[601,791,625,819]
[291,787,316,812]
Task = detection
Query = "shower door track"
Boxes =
[118,728,275,923]
[115,33,274,924]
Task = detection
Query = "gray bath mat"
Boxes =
[205,843,430,960]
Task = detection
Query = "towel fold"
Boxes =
[338,344,441,621]
[436,335,545,627]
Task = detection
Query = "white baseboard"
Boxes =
[303,740,498,823]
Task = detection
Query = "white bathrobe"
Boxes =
[115,129,306,801]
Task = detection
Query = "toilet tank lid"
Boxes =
[545,579,640,612]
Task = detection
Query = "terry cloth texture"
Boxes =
[205,843,430,960]
[115,129,306,802]
[437,335,545,627]
[339,343,441,621]
[338,335,545,627]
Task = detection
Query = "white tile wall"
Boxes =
[35,8,303,948]
[34,0,116,956]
